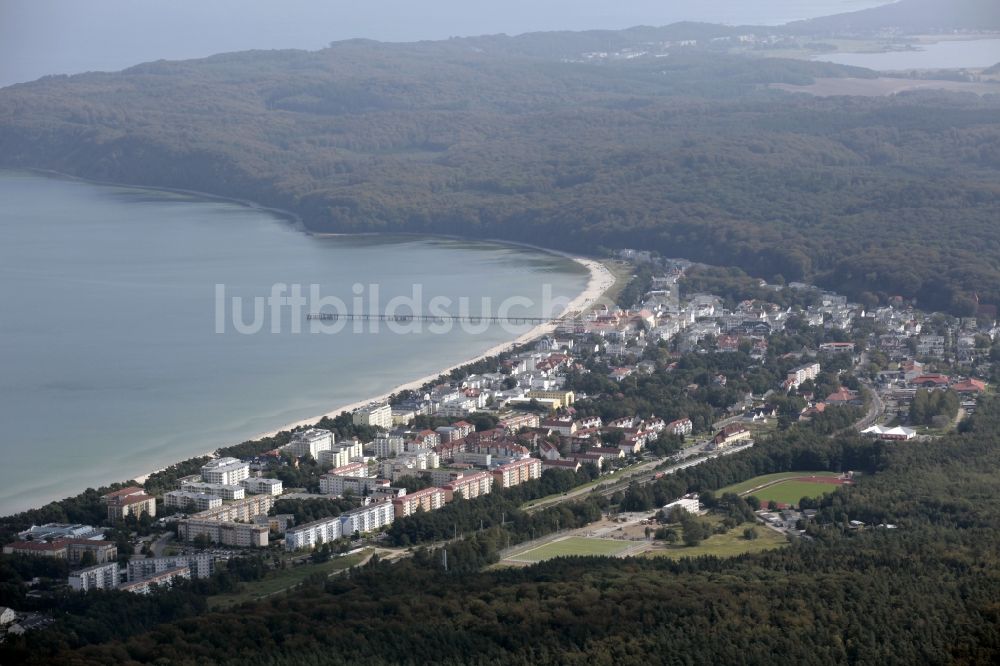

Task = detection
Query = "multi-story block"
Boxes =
[119,566,190,594]
[127,553,214,581]
[373,433,405,457]
[241,477,283,496]
[200,457,250,486]
[339,502,394,536]
[491,458,542,489]
[102,487,157,524]
[284,516,342,552]
[318,447,350,469]
[284,428,334,458]
[180,482,245,501]
[178,520,269,547]
[353,403,393,429]
[164,490,223,512]
[69,562,119,592]
[442,471,493,502]
[319,474,388,497]
[392,487,446,518]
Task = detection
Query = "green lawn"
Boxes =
[748,480,838,506]
[506,537,633,562]
[208,550,370,609]
[716,471,830,496]
[645,525,788,559]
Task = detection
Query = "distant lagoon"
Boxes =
[0,171,589,514]
[814,38,1000,70]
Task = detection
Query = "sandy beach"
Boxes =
[134,253,615,483]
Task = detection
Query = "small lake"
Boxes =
[0,172,589,514]
[815,38,1000,70]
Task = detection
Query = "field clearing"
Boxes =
[717,471,830,496]
[503,536,635,564]
[645,525,788,560]
[208,550,370,609]
[750,480,841,506]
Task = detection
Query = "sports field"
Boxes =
[716,471,829,496]
[717,472,851,508]
[749,480,839,506]
[504,537,634,563]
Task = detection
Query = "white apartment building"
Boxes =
[69,562,119,592]
[200,457,250,486]
[353,403,393,429]
[319,447,350,469]
[339,502,394,536]
[163,490,223,512]
[127,553,214,581]
[181,482,245,501]
[188,495,275,523]
[786,362,821,390]
[178,520,269,547]
[319,474,388,497]
[119,566,191,594]
[241,477,284,496]
[373,433,405,457]
[285,428,335,458]
[284,516,342,552]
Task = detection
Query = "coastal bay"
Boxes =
[0,171,593,514]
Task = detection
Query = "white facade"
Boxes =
[69,562,119,592]
[353,403,393,429]
[241,477,284,496]
[285,428,335,458]
[373,434,405,457]
[200,457,250,486]
[127,553,214,581]
[182,482,245,501]
[164,490,223,512]
[285,516,342,552]
[339,502,394,536]
[319,474,387,496]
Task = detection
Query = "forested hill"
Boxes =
[1,28,999,313]
[786,0,1000,35]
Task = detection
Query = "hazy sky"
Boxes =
[0,0,887,87]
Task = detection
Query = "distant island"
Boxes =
[0,0,998,317]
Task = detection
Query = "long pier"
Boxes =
[306,312,582,326]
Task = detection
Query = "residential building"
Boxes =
[200,457,250,486]
[241,477,284,496]
[712,424,752,448]
[540,417,577,437]
[178,520,269,547]
[102,487,156,524]
[663,494,701,516]
[319,474,389,496]
[392,487,446,518]
[373,433,406,457]
[186,495,275,523]
[785,362,821,391]
[666,418,693,436]
[327,461,368,477]
[119,566,190,594]
[526,390,575,409]
[862,425,916,441]
[318,447,350,469]
[63,539,118,565]
[285,516,342,552]
[442,471,493,502]
[339,502,395,536]
[498,412,541,432]
[3,540,68,559]
[491,458,542,489]
[180,482,245,501]
[353,403,393,429]
[69,562,119,592]
[127,553,214,581]
[164,490,223,512]
[284,428,335,458]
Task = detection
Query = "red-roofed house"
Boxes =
[952,378,986,394]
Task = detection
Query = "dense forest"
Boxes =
[8,397,1000,664]
[1,21,998,314]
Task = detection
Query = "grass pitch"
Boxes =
[748,480,838,506]
[506,537,633,563]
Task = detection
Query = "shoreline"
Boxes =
[135,253,615,484]
[7,169,620,493]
